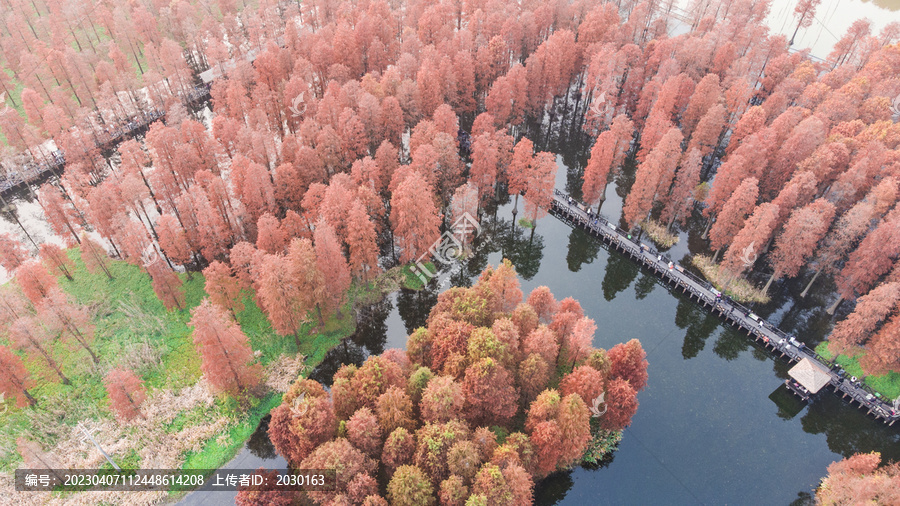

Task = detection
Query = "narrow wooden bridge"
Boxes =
[0,83,211,196]
[549,189,900,426]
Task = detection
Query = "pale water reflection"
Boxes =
[766,0,900,58]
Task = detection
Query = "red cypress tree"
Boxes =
[0,234,30,273]
[560,365,605,408]
[770,170,819,228]
[708,177,759,255]
[203,261,245,314]
[608,339,649,391]
[582,130,617,211]
[257,253,305,339]
[387,465,434,506]
[0,345,36,407]
[15,260,57,305]
[79,234,113,280]
[527,286,558,324]
[38,288,98,363]
[189,299,261,395]
[764,115,826,199]
[623,127,684,227]
[147,260,185,311]
[828,282,900,355]
[814,452,900,505]
[9,316,69,384]
[765,199,835,292]
[104,368,147,421]
[600,377,639,430]
[346,199,379,282]
[382,427,417,475]
[471,462,534,506]
[428,314,474,374]
[463,358,519,427]
[508,138,534,212]
[156,214,194,267]
[835,208,900,304]
[723,203,780,274]
[660,148,703,230]
[683,73,722,138]
[562,317,596,368]
[268,379,337,466]
[347,406,383,457]
[688,103,726,157]
[38,243,74,281]
[523,152,558,224]
[470,133,501,201]
[727,106,766,154]
[256,213,286,254]
[230,154,276,223]
[390,170,441,264]
[420,375,465,424]
[479,259,523,314]
[523,325,560,367]
[704,152,753,220]
[314,218,351,317]
[525,389,591,476]
[376,386,416,436]
[860,313,900,376]
[38,184,82,245]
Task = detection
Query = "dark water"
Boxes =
[180,115,900,504]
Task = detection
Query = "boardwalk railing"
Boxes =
[549,189,899,426]
[0,82,212,195]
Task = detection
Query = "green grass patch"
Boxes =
[815,342,900,399]
[400,262,434,290]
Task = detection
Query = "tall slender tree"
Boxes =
[708,178,759,258]
[523,152,558,226]
[0,345,36,407]
[189,299,262,395]
[314,219,351,317]
[104,368,147,421]
[390,170,441,264]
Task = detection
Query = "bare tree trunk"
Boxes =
[827,296,843,315]
[800,268,821,298]
[763,273,775,295]
[701,215,714,239]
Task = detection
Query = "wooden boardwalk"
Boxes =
[549,190,900,426]
[0,83,211,196]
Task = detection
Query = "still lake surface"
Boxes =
[0,0,897,503]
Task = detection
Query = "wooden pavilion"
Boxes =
[786,357,833,401]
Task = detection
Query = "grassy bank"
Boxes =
[815,343,900,399]
[0,250,415,480]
